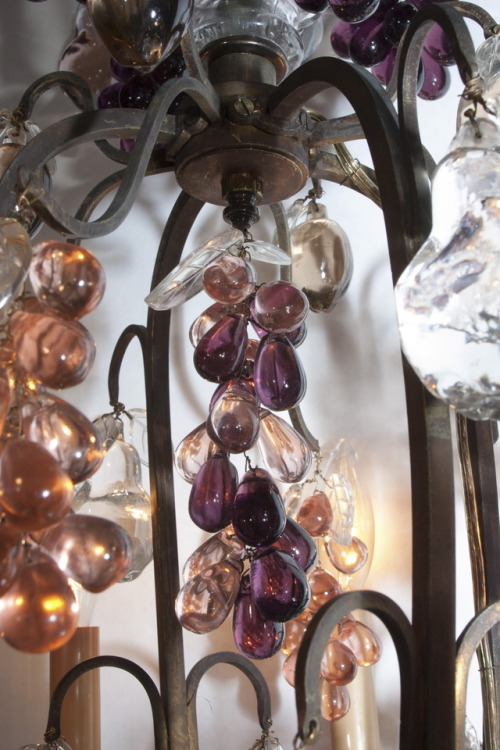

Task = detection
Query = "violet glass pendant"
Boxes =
[232,574,284,659]
[189,453,238,532]
[257,410,312,483]
[250,549,310,622]
[194,314,248,383]
[207,384,260,454]
[182,526,245,582]
[232,468,286,547]
[270,517,317,573]
[175,559,242,634]
[254,335,306,411]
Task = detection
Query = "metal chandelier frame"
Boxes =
[1,3,500,750]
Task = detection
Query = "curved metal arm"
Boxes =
[107,324,148,409]
[44,655,168,750]
[15,71,94,119]
[186,651,273,750]
[294,590,420,750]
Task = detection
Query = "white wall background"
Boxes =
[0,2,497,749]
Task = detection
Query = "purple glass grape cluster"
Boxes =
[295,0,454,100]
[175,252,320,659]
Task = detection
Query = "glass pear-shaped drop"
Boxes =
[320,639,358,686]
[189,453,238,532]
[203,254,256,304]
[11,311,95,389]
[257,410,312,483]
[175,559,242,634]
[320,680,351,721]
[254,335,306,411]
[250,549,310,622]
[232,574,284,659]
[296,490,333,537]
[0,217,32,314]
[271,517,317,573]
[282,647,298,686]
[207,384,260,453]
[336,618,382,666]
[93,413,123,451]
[86,0,192,70]
[174,421,218,484]
[252,281,308,334]
[189,302,227,347]
[0,547,78,653]
[194,314,248,383]
[30,241,105,320]
[209,376,258,411]
[307,567,343,614]
[283,614,309,655]
[232,467,286,546]
[74,439,153,581]
[290,202,353,313]
[0,523,23,596]
[326,536,368,574]
[21,392,104,484]
[40,513,132,593]
[0,439,73,531]
[182,525,245,582]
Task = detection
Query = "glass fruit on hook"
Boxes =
[73,426,153,581]
[232,573,285,659]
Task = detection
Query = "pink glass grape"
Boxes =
[203,254,256,304]
[252,281,308,334]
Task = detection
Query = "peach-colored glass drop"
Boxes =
[11,311,96,389]
[22,392,104,483]
[326,536,368,575]
[0,439,73,531]
[182,525,245,582]
[40,513,131,592]
[203,254,256,304]
[0,524,23,595]
[0,547,78,653]
[175,560,242,633]
[283,615,308,655]
[320,639,358,686]
[336,618,382,666]
[296,490,333,536]
[307,567,343,614]
[320,679,351,721]
[30,240,105,319]
[257,410,312,483]
[174,421,219,483]
[282,647,298,686]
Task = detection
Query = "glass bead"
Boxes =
[182,526,245,582]
[252,281,308,333]
[250,549,310,622]
[307,567,343,613]
[97,82,124,109]
[296,490,333,537]
[329,0,379,23]
[40,513,132,592]
[330,21,356,59]
[174,421,218,483]
[119,74,158,109]
[283,615,309,655]
[30,241,105,319]
[0,523,23,596]
[203,254,256,304]
[194,314,248,383]
[257,410,312,483]
[189,302,227,347]
[282,647,298,686]
[418,50,450,100]
[424,23,454,66]
[0,547,78,653]
[109,57,137,82]
[382,2,419,47]
[21,392,105,484]
[336,618,382,666]
[207,384,260,453]
[11,311,96,390]
[320,680,351,721]
[371,48,396,85]
[326,536,368,574]
[270,518,317,573]
[253,334,306,411]
[320,639,358,685]
[175,559,242,633]
[0,439,73,531]
[349,12,393,66]
[150,49,186,84]
[188,453,238,532]
[0,217,32,314]
[232,574,284,659]
[232,467,286,547]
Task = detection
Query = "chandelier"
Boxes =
[0,1,499,750]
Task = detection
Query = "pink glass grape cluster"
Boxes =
[0,225,132,654]
[175,250,319,659]
[296,0,454,100]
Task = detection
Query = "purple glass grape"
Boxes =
[383,2,419,46]
[424,23,455,66]
[98,82,124,109]
[252,281,308,334]
[418,49,450,100]
[253,334,306,411]
[329,0,380,24]
[189,453,238,532]
[194,315,248,383]
[295,0,329,11]
[349,12,393,66]
[250,549,310,622]
[109,58,137,82]
[232,468,286,547]
[119,75,158,109]
[151,49,186,84]
[270,517,317,573]
[330,21,357,59]
[233,574,284,659]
